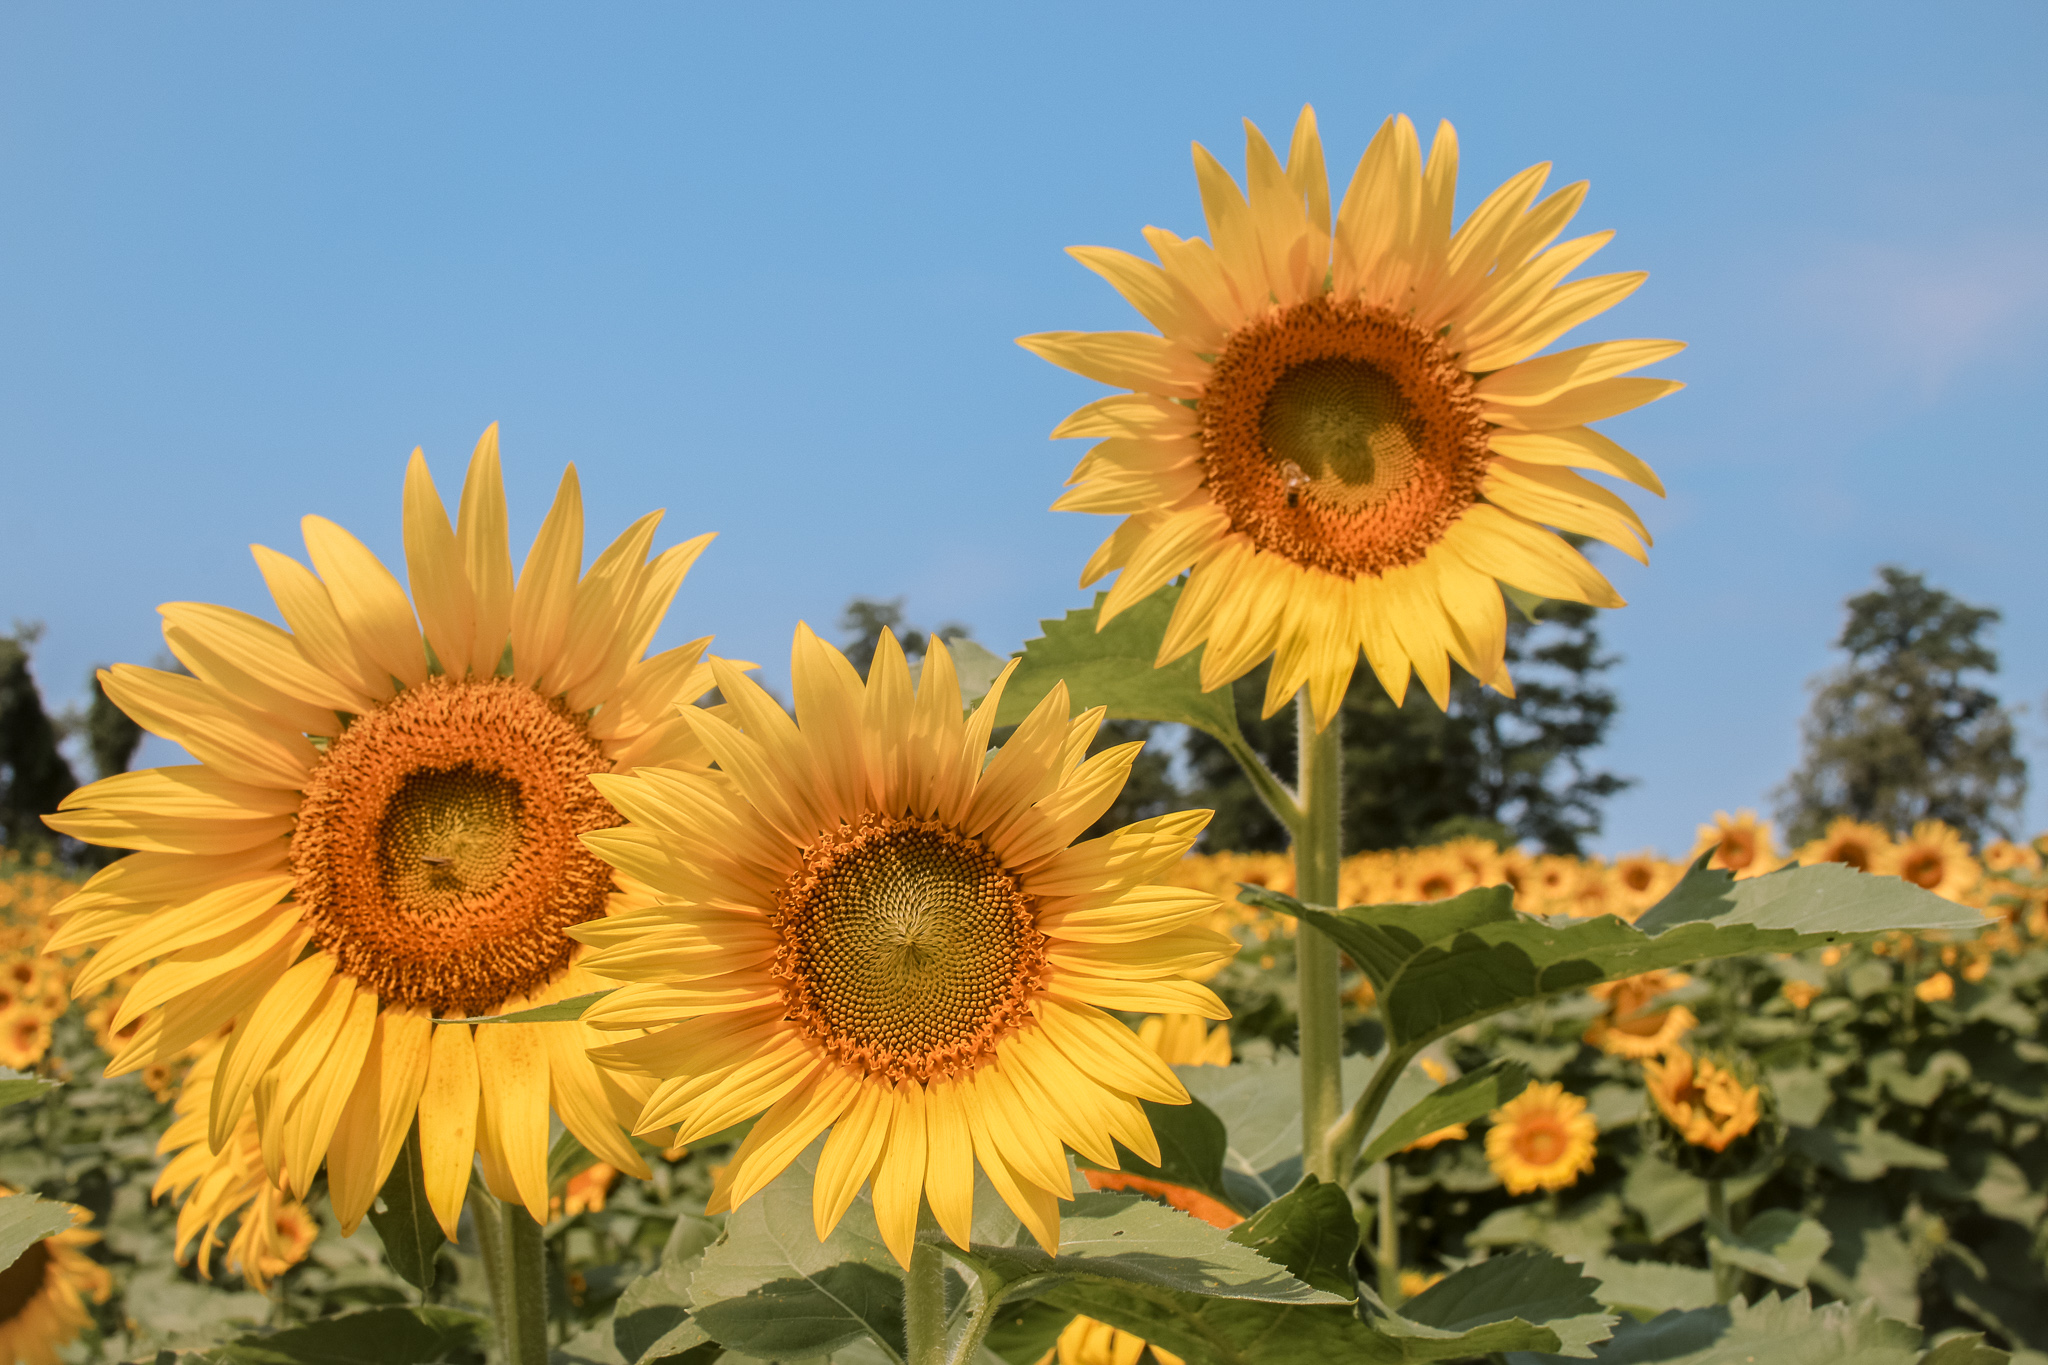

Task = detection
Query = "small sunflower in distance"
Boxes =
[1022,106,1677,725]
[1485,1081,1597,1195]
[573,629,1236,1264]
[44,428,723,1239]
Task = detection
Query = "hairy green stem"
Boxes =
[904,1239,948,1365]
[1326,1040,1420,1187]
[1375,1160,1401,1304]
[1705,1179,1739,1303]
[475,1194,551,1365]
[1217,727,1304,836]
[1295,694,1345,1183]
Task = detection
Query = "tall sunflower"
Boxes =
[573,629,1236,1264]
[0,1188,111,1365]
[43,428,721,1238]
[1021,107,1677,725]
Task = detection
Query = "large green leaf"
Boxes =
[1296,861,1981,1051]
[199,1306,492,1364]
[0,1191,73,1270]
[613,1214,724,1365]
[0,1067,54,1110]
[688,1144,910,1364]
[1708,1210,1832,1288]
[366,1124,444,1292]
[1372,1250,1615,1359]
[992,586,1242,743]
[1505,1291,1975,1365]
[1576,1257,1718,1316]
[1226,1177,1358,1298]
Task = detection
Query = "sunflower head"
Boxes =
[1690,810,1782,879]
[1644,1048,1780,1178]
[1797,817,1893,874]
[1021,106,1679,727]
[1880,821,1980,902]
[1484,1080,1597,1195]
[573,627,1236,1264]
[45,427,722,1242]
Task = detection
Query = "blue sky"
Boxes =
[3,3,2045,855]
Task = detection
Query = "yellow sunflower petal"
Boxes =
[402,449,479,681]
[509,465,584,689]
[475,1023,552,1224]
[457,423,517,679]
[418,1023,482,1240]
[301,514,428,689]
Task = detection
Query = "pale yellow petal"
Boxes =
[418,1023,482,1240]
[403,448,478,680]
[475,1023,552,1223]
[870,1083,928,1268]
[327,1008,432,1234]
[813,1082,891,1240]
[158,600,373,713]
[301,514,428,688]
[1014,331,1207,399]
[509,465,584,689]
[251,544,393,700]
[100,665,316,790]
[458,423,517,679]
[1487,426,1665,497]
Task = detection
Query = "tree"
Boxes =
[838,597,968,677]
[0,625,78,852]
[1187,599,1630,855]
[83,672,143,780]
[1778,566,2025,845]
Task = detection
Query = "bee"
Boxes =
[1278,458,1311,509]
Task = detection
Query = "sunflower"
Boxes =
[1036,1314,1185,1365]
[44,428,720,1238]
[1136,1013,1232,1067]
[1796,817,1891,873]
[155,1041,320,1290]
[573,629,1236,1265]
[1020,107,1676,725]
[1609,851,1679,919]
[1485,1081,1597,1194]
[1780,979,1823,1010]
[0,1009,50,1072]
[1583,1002,1695,1060]
[0,1187,111,1365]
[1880,821,1979,902]
[1643,1049,1760,1153]
[1690,810,1782,880]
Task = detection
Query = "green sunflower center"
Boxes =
[0,1239,50,1324]
[774,816,1046,1083]
[1260,358,1423,497]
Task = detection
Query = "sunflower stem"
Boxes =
[1375,1159,1401,1305]
[1295,693,1345,1184]
[905,1238,949,1365]
[1219,728,1304,835]
[476,1192,551,1365]
[1705,1178,1739,1303]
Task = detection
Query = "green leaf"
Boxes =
[436,989,614,1024]
[1577,1257,1718,1316]
[1299,861,1981,1051]
[949,638,1011,705]
[1509,1291,1933,1365]
[1356,1058,1531,1170]
[1709,1210,1832,1288]
[688,1143,909,1364]
[0,1067,55,1110]
[548,1128,600,1193]
[366,1124,444,1292]
[1226,1177,1359,1298]
[0,1191,74,1270]
[1373,1250,1615,1359]
[199,1306,491,1364]
[1787,1121,1947,1180]
[1079,1094,1240,1213]
[993,586,1243,743]
[981,1299,1074,1365]
[613,1214,723,1365]
[1920,1335,2011,1365]
[1176,1054,1378,1207]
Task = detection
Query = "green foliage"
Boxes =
[366,1126,443,1292]
[0,1066,57,1109]
[82,671,143,782]
[1184,601,1629,856]
[0,1190,77,1267]
[195,1306,491,1364]
[1780,567,2027,846]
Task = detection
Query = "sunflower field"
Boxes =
[2,106,2039,1365]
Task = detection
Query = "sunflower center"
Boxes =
[1513,1121,1565,1166]
[1200,296,1490,578]
[291,676,620,1018]
[0,1239,49,1324]
[773,815,1045,1084]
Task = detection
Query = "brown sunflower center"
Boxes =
[1901,853,1944,888]
[1199,296,1490,578]
[0,1239,49,1324]
[291,676,620,1018]
[772,815,1046,1083]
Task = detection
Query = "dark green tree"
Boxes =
[0,625,78,852]
[1187,600,1629,855]
[83,671,143,780]
[1777,566,2025,845]
[839,597,968,676]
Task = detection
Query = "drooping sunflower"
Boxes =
[0,1188,111,1365]
[1036,1315,1186,1365]
[573,629,1236,1264]
[1021,106,1678,725]
[1485,1081,1597,1194]
[1583,969,1696,1060]
[1796,817,1892,873]
[1880,820,1979,902]
[44,428,722,1238]
[1644,1049,1761,1153]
